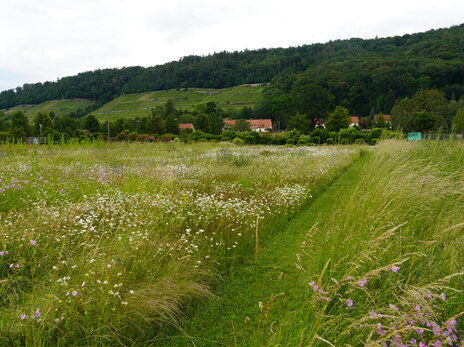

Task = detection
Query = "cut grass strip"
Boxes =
[156,149,368,346]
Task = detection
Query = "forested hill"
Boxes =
[1,24,463,116]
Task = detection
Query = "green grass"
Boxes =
[4,99,94,120]
[91,84,265,121]
[161,140,464,346]
[0,142,357,346]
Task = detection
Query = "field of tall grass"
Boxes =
[0,141,358,345]
[271,140,464,346]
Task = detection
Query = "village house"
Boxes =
[223,119,272,132]
[179,123,195,131]
[350,116,359,127]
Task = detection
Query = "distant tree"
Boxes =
[205,101,217,115]
[372,114,388,129]
[369,106,376,121]
[32,112,54,136]
[179,113,195,124]
[164,98,176,116]
[195,113,211,133]
[0,115,7,132]
[48,111,56,120]
[53,115,78,136]
[234,119,251,132]
[287,113,310,134]
[409,111,437,132]
[325,106,350,132]
[452,107,464,133]
[84,114,100,133]
[137,117,147,134]
[10,111,31,136]
[146,115,165,135]
[165,114,180,134]
[111,118,134,135]
[289,84,334,128]
[391,98,414,131]
[209,113,223,135]
[239,106,252,119]
[411,89,448,115]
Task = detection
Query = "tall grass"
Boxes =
[0,141,358,345]
[273,140,464,346]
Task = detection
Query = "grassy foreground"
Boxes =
[162,140,464,346]
[0,142,357,345]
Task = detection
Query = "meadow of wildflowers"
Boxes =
[0,141,358,345]
[275,140,464,346]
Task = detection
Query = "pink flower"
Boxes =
[29,240,36,246]
[72,290,77,296]
[440,292,446,301]
[376,323,385,336]
[346,298,353,307]
[356,278,367,287]
[389,304,399,311]
[391,265,399,272]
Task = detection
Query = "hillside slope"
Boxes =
[91,84,264,120]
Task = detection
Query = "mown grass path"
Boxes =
[157,153,367,346]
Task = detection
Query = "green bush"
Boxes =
[232,137,245,145]
[310,128,329,142]
[326,138,334,145]
[271,138,281,146]
[286,138,295,145]
[339,127,362,144]
[116,131,129,141]
[312,136,321,144]
[340,138,349,145]
[244,135,256,145]
[129,132,138,141]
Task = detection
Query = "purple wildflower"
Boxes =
[346,298,353,307]
[72,290,77,296]
[389,304,399,311]
[376,323,385,336]
[356,278,367,287]
[29,240,36,246]
[440,292,446,301]
[20,314,27,320]
[391,265,399,272]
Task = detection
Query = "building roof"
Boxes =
[223,119,272,129]
[247,119,272,129]
[350,116,359,124]
[179,123,194,129]
[375,114,391,122]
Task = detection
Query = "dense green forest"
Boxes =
[1,24,464,135]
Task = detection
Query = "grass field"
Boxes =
[4,99,94,120]
[163,140,464,346]
[0,141,357,345]
[1,140,462,346]
[91,84,265,121]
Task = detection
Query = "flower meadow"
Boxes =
[276,140,464,346]
[0,141,358,345]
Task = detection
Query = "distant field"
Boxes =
[4,99,94,119]
[91,84,265,121]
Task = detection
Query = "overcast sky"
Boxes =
[1,0,463,92]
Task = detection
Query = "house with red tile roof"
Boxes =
[374,114,391,123]
[223,119,273,132]
[350,116,359,127]
[179,123,195,131]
